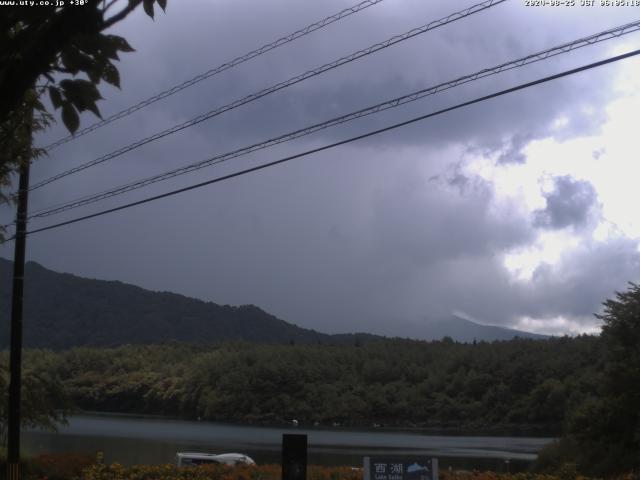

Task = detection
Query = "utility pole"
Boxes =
[6,117,32,480]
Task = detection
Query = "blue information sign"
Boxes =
[363,457,438,480]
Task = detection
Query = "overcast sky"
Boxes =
[2,0,640,336]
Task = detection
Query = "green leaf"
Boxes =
[85,33,137,64]
[105,34,135,53]
[61,46,97,77]
[48,87,62,109]
[143,0,154,19]
[61,103,79,134]
[157,0,167,11]
[60,49,81,75]
[74,33,101,56]
[85,100,102,119]
[60,79,103,117]
[61,79,103,102]
[86,66,101,84]
[97,35,120,60]
[101,63,121,89]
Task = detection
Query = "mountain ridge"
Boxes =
[404,314,548,342]
[0,257,545,348]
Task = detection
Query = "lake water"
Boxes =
[23,414,554,472]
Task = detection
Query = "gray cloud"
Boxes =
[496,133,534,165]
[533,175,599,230]
[523,236,640,324]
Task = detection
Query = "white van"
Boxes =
[176,452,256,467]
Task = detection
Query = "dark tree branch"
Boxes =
[103,0,120,14]
[102,0,143,29]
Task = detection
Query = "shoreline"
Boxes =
[73,410,560,438]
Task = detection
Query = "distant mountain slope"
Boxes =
[0,258,545,348]
[411,315,547,342]
[0,258,343,349]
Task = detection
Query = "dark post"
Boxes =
[282,434,307,480]
[7,155,31,480]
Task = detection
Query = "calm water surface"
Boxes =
[23,414,553,472]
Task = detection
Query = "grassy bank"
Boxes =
[1,453,637,480]
[83,463,640,480]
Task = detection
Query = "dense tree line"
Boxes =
[535,283,640,476]
[3,336,602,435]
[0,349,71,445]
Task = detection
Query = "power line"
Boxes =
[0,225,15,243]
[41,0,386,151]
[26,0,506,193]
[26,19,640,220]
[18,48,640,239]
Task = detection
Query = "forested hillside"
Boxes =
[0,259,356,348]
[1,336,602,434]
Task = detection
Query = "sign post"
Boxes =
[282,434,307,480]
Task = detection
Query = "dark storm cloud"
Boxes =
[82,0,629,158]
[24,0,629,196]
[2,0,639,336]
[533,176,599,230]
[368,166,532,268]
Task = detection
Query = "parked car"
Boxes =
[176,452,256,467]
